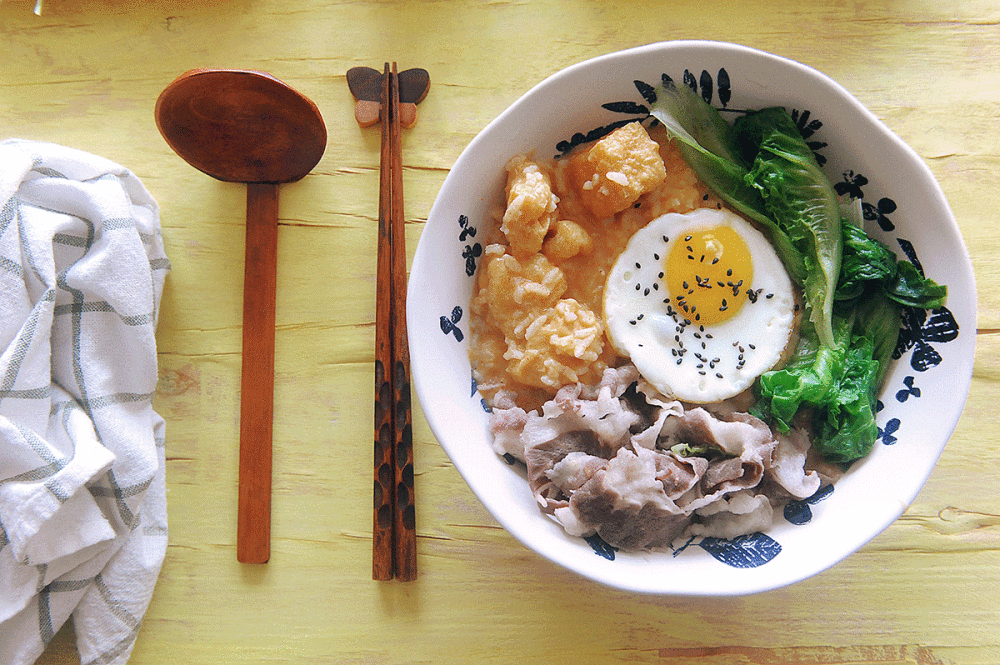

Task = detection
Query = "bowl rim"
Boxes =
[409,40,977,595]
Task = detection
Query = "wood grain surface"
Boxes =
[2,0,998,663]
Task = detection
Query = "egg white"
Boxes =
[603,208,796,403]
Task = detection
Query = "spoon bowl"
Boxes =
[155,69,326,564]
[156,69,326,184]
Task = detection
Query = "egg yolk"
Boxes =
[665,226,752,326]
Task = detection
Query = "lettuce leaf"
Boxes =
[836,216,947,309]
[733,108,843,349]
[753,313,881,463]
[754,219,945,462]
[650,85,841,347]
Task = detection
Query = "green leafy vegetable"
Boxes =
[754,218,946,462]
[650,85,842,348]
[649,81,947,464]
[670,442,735,461]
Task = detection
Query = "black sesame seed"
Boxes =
[766,293,774,299]
[697,363,704,369]
[658,272,664,278]
[705,333,713,339]
[635,284,641,291]
[711,257,719,265]
[727,268,733,277]
[644,288,650,296]
[629,320,636,325]
[685,235,692,241]
[716,373,724,379]
[700,255,705,262]
[749,343,756,350]
[637,314,644,320]
[682,281,689,290]
[699,371,707,376]
[654,253,660,260]
[694,332,702,339]
[677,358,683,365]
[635,262,641,269]
[653,283,659,290]
[663,235,669,243]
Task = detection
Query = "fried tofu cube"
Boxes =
[501,155,559,256]
[543,218,592,262]
[568,122,667,219]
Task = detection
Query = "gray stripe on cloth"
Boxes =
[0,386,51,400]
[1,459,63,484]
[44,479,70,504]
[87,470,149,529]
[84,627,141,665]
[52,232,89,248]
[0,196,15,231]
[89,475,153,502]
[37,587,54,645]
[94,574,140,630]
[0,421,67,483]
[53,300,156,326]
[143,524,167,537]
[30,166,67,179]
[0,289,56,394]
[17,200,54,290]
[1,255,24,278]
[74,392,156,412]
[48,576,95,593]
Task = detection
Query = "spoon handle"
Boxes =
[237,182,278,564]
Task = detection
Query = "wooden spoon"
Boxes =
[155,69,326,564]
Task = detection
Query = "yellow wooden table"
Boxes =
[3,1,998,663]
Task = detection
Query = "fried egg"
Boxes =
[604,208,796,403]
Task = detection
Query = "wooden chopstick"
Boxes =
[372,62,417,581]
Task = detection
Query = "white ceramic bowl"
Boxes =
[408,41,976,595]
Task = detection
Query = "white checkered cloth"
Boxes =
[0,139,170,665]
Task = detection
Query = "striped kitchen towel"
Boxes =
[0,139,170,665]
